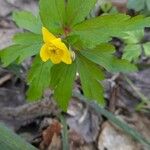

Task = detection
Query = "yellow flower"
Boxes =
[40,27,72,64]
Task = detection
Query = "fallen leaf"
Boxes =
[40,119,61,149]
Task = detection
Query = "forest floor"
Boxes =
[0,0,150,150]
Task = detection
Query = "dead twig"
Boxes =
[0,74,12,86]
[0,98,60,129]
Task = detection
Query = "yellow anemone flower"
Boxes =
[40,27,72,64]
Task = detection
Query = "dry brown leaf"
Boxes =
[48,133,61,150]
[40,119,61,149]
[98,122,142,150]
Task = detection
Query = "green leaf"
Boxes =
[92,43,116,53]
[108,58,138,73]
[27,56,53,100]
[146,0,150,10]
[80,44,137,73]
[0,123,38,150]
[50,64,68,89]
[13,11,42,34]
[100,1,112,13]
[0,44,42,66]
[123,30,144,44]
[77,53,105,106]
[71,14,150,48]
[77,52,104,80]
[39,0,65,34]
[127,0,145,12]
[123,44,142,61]
[66,0,96,26]
[143,42,150,56]
[50,62,76,111]
[0,45,22,66]
[13,32,42,45]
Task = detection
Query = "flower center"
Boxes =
[47,46,63,58]
[51,49,57,54]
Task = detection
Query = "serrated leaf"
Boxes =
[143,42,150,56]
[17,44,42,63]
[66,0,96,26]
[0,45,22,66]
[50,62,76,111]
[13,32,42,45]
[27,56,53,100]
[13,11,42,34]
[39,0,65,34]
[0,44,42,66]
[80,44,137,73]
[123,44,142,61]
[108,57,138,73]
[71,14,150,48]
[77,53,105,106]
[123,30,144,44]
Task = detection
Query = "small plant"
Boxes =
[127,0,150,15]
[1,0,150,111]
[122,30,150,62]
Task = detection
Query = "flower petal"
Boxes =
[42,27,56,43]
[40,44,50,62]
[51,38,68,52]
[50,55,62,64]
[51,38,72,64]
[61,50,72,64]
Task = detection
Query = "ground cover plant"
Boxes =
[0,0,150,149]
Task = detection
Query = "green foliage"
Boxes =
[127,0,150,12]
[13,32,42,45]
[77,53,105,106]
[50,62,76,111]
[0,44,41,66]
[0,123,37,150]
[127,0,150,16]
[13,11,42,34]
[0,29,42,66]
[122,30,150,62]
[71,14,150,48]
[39,0,66,34]
[60,115,69,150]
[123,44,142,62]
[99,0,117,14]
[27,56,53,100]
[123,30,144,44]
[0,45,24,66]
[66,0,96,26]
[143,42,150,56]
[1,0,150,111]
[80,44,137,72]
[127,0,145,12]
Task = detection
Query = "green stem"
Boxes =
[124,75,150,111]
[73,92,150,147]
[59,114,69,150]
